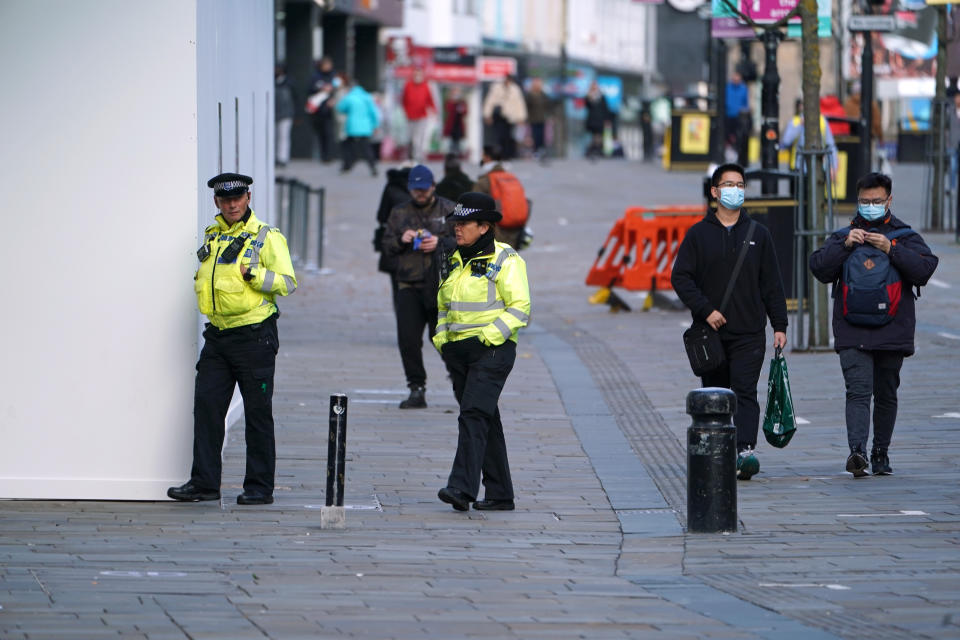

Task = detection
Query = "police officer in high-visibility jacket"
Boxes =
[168,173,297,505]
[434,192,531,512]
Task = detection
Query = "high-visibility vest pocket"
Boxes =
[195,276,213,315]
[213,275,248,315]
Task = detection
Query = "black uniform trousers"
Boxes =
[395,284,436,388]
[341,136,377,173]
[442,338,516,501]
[700,331,766,450]
[191,314,279,496]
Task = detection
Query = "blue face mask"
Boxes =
[718,187,745,210]
[858,203,886,221]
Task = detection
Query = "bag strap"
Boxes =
[719,220,756,315]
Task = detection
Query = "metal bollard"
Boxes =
[686,387,738,533]
[321,394,348,529]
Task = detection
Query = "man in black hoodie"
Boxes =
[672,163,788,480]
[810,172,938,477]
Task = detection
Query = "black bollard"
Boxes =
[686,387,738,533]
[325,394,348,508]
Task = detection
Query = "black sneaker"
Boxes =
[399,385,426,409]
[870,448,893,476]
[846,448,871,478]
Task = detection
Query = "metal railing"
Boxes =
[274,177,325,272]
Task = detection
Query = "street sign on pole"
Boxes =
[848,14,897,32]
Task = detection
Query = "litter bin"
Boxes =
[667,108,718,171]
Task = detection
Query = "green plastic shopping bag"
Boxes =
[762,346,797,448]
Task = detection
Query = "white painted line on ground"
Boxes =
[99,571,189,578]
[352,388,407,394]
[351,398,400,404]
[933,412,960,419]
[937,332,960,341]
[304,504,380,511]
[927,278,951,289]
[795,417,811,425]
[759,582,851,591]
[837,510,928,517]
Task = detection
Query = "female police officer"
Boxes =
[167,173,297,505]
[433,192,531,511]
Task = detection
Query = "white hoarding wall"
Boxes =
[0,0,273,499]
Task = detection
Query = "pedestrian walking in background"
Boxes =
[275,64,296,168]
[483,75,527,160]
[336,76,380,177]
[724,71,749,163]
[435,153,474,203]
[374,164,413,308]
[308,57,338,163]
[382,165,456,409]
[168,173,297,505]
[809,172,938,477]
[402,68,436,162]
[584,81,611,160]
[525,77,553,161]
[671,163,788,480]
[948,92,960,192]
[434,192,531,512]
[443,85,468,155]
[473,146,529,249]
[782,98,839,186]
[843,81,883,147]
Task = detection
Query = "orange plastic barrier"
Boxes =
[586,205,706,291]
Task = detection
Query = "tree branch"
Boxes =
[718,0,802,32]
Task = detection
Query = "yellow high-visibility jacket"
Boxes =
[433,241,531,351]
[194,210,297,329]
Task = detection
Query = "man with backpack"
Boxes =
[473,146,530,249]
[810,172,938,477]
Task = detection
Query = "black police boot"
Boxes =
[167,482,220,502]
[399,385,426,409]
[871,447,893,476]
[845,447,870,478]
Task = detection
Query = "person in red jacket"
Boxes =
[443,85,468,154]
[402,68,436,162]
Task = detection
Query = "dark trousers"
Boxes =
[442,338,516,501]
[395,285,436,388]
[314,113,338,162]
[493,114,516,159]
[191,315,279,495]
[701,332,766,449]
[341,136,376,172]
[839,348,904,452]
[530,122,546,155]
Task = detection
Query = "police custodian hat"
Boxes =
[448,192,502,223]
[207,172,253,197]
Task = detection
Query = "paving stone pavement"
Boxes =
[1,159,957,639]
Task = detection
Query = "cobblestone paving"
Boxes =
[1,159,957,639]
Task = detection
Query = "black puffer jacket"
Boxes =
[809,212,938,355]
[383,196,456,284]
[671,211,788,336]
[374,168,412,273]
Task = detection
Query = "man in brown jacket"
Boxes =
[383,165,456,408]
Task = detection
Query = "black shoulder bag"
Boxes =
[683,220,756,377]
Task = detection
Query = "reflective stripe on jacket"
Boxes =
[194,210,297,329]
[433,241,531,351]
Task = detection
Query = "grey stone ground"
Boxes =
[1,157,958,639]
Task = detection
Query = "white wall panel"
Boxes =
[0,0,273,499]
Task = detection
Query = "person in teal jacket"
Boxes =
[336,76,381,176]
